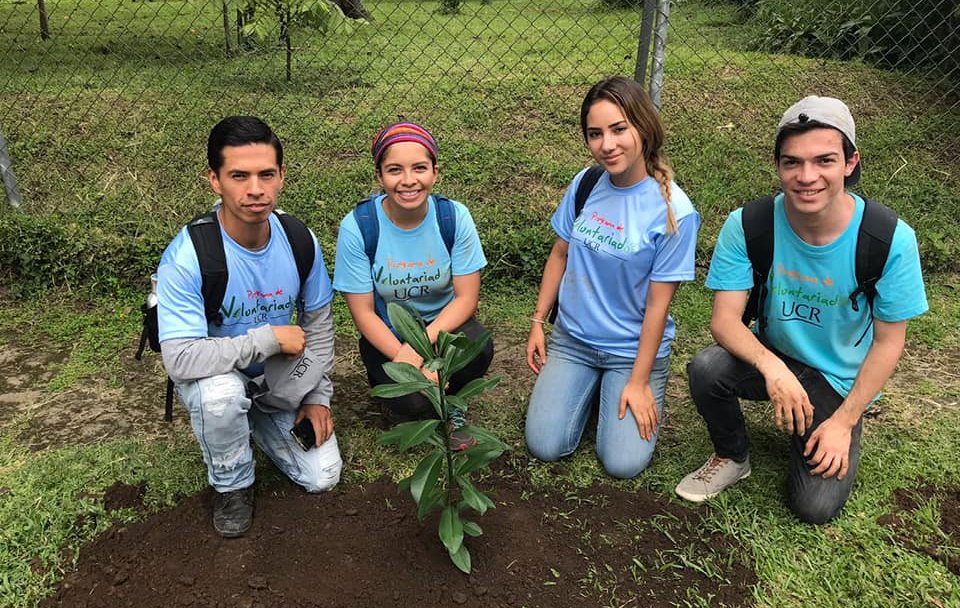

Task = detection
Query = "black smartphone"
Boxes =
[290,418,316,451]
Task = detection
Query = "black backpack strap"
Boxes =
[850,198,897,312]
[574,165,605,219]
[274,209,316,312]
[187,211,227,326]
[548,166,605,324]
[740,195,776,332]
[432,194,457,254]
[850,198,898,346]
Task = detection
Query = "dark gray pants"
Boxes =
[687,344,862,524]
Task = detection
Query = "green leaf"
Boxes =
[409,451,444,504]
[439,506,464,555]
[436,331,456,356]
[382,361,429,385]
[455,376,501,400]
[386,303,434,360]
[459,425,509,449]
[447,330,492,375]
[462,520,483,537]
[462,424,510,451]
[455,444,505,475]
[417,486,444,521]
[457,478,495,515]
[377,420,432,447]
[423,358,444,372]
[449,544,472,574]
[398,475,412,493]
[444,394,467,413]
[370,381,430,399]
[422,384,443,418]
[399,419,442,451]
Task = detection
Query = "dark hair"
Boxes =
[774,120,856,164]
[579,76,677,232]
[207,116,283,173]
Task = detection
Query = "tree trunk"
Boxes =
[37,0,49,40]
[221,1,233,57]
[333,0,372,21]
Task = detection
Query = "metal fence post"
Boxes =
[0,126,22,209]
[648,0,671,110]
[634,0,657,85]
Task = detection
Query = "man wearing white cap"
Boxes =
[157,116,342,537]
[674,96,927,522]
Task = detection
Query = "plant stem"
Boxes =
[438,370,457,507]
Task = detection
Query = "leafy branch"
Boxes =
[373,302,506,574]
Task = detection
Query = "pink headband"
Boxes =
[371,122,438,167]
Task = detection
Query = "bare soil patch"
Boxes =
[42,465,755,608]
[878,483,960,575]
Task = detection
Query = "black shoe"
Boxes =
[213,487,254,538]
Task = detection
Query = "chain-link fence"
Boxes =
[1,0,958,287]
[2,0,957,192]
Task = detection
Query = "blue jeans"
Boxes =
[525,326,671,479]
[688,344,863,524]
[176,371,343,493]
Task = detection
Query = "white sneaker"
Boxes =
[675,454,751,503]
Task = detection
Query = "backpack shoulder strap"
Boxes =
[187,211,227,327]
[573,165,605,219]
[740,195,776,329]
[547,166,605,325]
[274,210,316,290]
[353,195,380,265]
[352,195,390,326]
[850,198,898,313]
[432,194,457,254]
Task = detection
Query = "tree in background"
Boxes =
[236,0,366,81]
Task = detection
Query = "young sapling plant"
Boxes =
[373,302,506,574]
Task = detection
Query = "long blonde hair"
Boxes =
[580,77,677,233]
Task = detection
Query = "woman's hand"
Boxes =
[393,343,423,368]
[619,379,659,441]
[526,322,547,374]
[393,343,439,384]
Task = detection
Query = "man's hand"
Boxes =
[619,379,658,441]
[526,323,547,375]
[296,403,334,447]
[804,415,853,479]
[764,362,814,436]
[273,325,306,356]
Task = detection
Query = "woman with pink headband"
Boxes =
[333,122,492,449]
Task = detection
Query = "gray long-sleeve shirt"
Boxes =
[161,302,335,407]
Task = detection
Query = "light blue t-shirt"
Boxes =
[157,210,334,374]
[706,192,928,398]
[333,195,487,322]
[552,169,700,359]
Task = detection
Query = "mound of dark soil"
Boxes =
[878,483,960,575]
[42,469,755,608]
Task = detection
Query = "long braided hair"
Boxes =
[579,77,678,233]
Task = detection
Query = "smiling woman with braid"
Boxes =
[524,77,701,478]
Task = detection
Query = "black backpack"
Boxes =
[741,194,898,346]
[548,165,605,323]
[135,209,315,421]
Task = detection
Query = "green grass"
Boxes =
[1,0,959,606]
